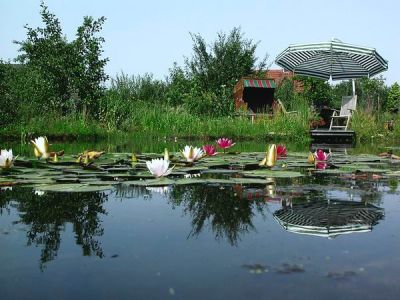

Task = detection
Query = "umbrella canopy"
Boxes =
[273,200,384,238]
[275,39,388,80]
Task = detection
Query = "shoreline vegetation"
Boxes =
[1,3,399,144]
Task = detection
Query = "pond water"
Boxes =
[1,139,400,299]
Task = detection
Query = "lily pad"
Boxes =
[122,178,175,187]
[243,170,304,178]
[34,183,113,193]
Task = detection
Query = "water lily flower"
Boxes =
[307,152,315,164]
[314,149,331,161]
[216,138,235,152]
[77,150,105,164]
[146,158,174,177]
[0,149,15,169]
[181,145,204,162]
[31,136,50,159]
[277,144,287,158]
[259,144,277,167]
[202,145,218,156]
[34,190,45,196]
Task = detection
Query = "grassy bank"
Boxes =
[0,103,311,142]
[1,102,399,143]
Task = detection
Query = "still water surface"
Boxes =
[0,139,399,299]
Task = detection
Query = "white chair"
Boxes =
[329,95,357,130]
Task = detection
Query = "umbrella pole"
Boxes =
[352,79,356,96]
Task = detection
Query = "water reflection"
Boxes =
[273,200,384,238]
[0,187,108,270]
[168,185,269,246]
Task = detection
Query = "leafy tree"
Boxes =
[274,78,295,110]
[356,76,388,113]
[73,16,109,117]
[165,63,192,106]
[14,2,74,113]
[295,76,331,108]
[167,27,267,116]
[385,82,400,112]
[185,27,268,93]
[14,1,108,118]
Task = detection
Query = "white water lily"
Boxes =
[31,136,50,159]
[181,145,204,162]
[34,190,45,196]
[146,158,174,177]
[0,149,15,169]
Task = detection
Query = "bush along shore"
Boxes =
[1,3,399,143]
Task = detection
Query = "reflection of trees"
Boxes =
[0,187,108,270]
[168,185,268,246]
[312,174,384,205]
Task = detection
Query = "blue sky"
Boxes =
[1,0,399,84]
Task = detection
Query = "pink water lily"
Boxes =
[216,138,235,151]
[313,149,331,161]
[202,145,218,156]
[277,144,287,158]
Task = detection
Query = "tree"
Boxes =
[386,82,400,112]
[14,1,108,118]
[356,76,388,113]
[167,27,267,116]
[73,16,109,118]
[185,27,268,93]
[296,76,331,108]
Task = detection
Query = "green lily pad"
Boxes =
[33,183,113,192]
[122,178,175,186]
[243,169,304,178]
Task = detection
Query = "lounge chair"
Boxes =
[276,99,297,115]
[329,95,357,130]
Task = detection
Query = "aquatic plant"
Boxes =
[307,152,315,164]
[202,145,218,156]
[146,158,173,178]
[0,149,15,169]
[259,144,277,167]
[216,138,235,152]
[181,145,204,162]
[31,136,50,159]
[314,149,331,161]
[277,144,287,157]
[164,148,170,161]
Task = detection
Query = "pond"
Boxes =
[1,139,400,299]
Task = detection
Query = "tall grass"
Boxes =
[350,110,399,142]
[124,101,310,142]
[0,114,107,139]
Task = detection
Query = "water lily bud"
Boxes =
[307,152,315,164]
[266,144,277,167]
[164,148,170,161]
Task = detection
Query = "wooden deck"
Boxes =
[310,129,355,144]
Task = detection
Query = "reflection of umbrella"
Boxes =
[275,39,388,81]
[273,200,384,238]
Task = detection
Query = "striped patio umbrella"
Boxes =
[275,39,388,80]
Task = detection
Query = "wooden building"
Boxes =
[233,78,277,113]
